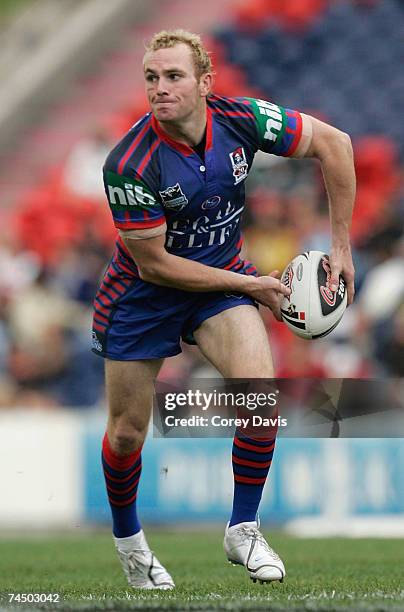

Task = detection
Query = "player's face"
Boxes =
[143,44,210,123]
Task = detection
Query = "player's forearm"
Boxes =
[138,251,259,294]
[319,132,356,248]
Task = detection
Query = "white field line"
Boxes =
[76,589,404,602]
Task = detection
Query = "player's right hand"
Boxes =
[248,271,291,320]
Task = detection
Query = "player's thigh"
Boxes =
[105,358,163,432]
[193,305,274,377]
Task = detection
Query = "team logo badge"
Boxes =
[159,183,188,211]
[281,264,294,302]
[318,255,346,315]
[91,331,103,352]
[281,304,306,330]
[201,195,221,210]
[229,147,248,185]
[319,257,336,307]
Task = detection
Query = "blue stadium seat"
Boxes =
[258,29,283,67]
[215,0,404,159]
[229,38,262,69]
[246,64,279,94]
[320,1,358,36]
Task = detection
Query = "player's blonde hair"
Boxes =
[144,29,213,78]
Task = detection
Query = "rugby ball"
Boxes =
[280,251,347,339]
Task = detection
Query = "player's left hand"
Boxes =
[246,270,290,320]
[265,270,286,321]
[329,244,355,305]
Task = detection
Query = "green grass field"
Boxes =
[0,531,403,611]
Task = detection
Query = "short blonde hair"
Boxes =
[144,29,213,78]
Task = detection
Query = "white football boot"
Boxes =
[224,520,285,584]
[114,530,175,590]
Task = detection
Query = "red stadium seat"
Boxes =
[233,0,325,31]
[213,63,248,96]
[351,136,400,243]
[281,0,326,31]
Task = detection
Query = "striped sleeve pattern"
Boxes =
[246,97,303,157]
[208,95,259,153]
[271,108,302,156]
[103,115,165,231]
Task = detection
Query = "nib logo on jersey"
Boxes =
[159,183,188,211]
[166,200,243,249]
[105,171,157,210]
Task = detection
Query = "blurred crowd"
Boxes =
[0,128,112,408]
[0,0,403,409]
[0,124,402,410]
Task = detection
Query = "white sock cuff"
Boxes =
[114,530,144,552]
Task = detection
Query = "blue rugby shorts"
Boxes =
[91,263,258,361]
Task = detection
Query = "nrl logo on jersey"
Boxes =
[229,147,248,185]
[159,183,188,211]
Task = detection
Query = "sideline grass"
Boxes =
[0,531,403,611]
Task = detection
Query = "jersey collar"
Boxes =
[151,106,213,157]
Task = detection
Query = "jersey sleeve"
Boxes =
[103,168,166,231]
[246,97,303,157]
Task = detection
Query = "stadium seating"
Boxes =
[215,0,404,157]
[0,0,402,407]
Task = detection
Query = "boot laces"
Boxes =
[236,526,280,561]
[124,549,168,579]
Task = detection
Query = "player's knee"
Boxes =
[109,424,146,455]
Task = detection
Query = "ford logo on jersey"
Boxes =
[201,195,221,210]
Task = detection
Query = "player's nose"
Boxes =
[156,78,170,95]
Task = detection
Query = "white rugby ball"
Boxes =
[280,251,347,339]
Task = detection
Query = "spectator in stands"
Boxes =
[63,125,113,201]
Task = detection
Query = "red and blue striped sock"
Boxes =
[102,432,142,538]
[229,431,276,527]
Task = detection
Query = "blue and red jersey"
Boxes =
[103,95,303,276]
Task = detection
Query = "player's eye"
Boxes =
[169,73,181,81]
[145,74,157,82]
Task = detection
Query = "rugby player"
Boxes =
[93,29,355,589]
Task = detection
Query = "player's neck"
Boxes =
[156,103,207,147]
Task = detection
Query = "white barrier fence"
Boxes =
[1,410,403,536]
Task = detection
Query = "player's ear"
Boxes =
[199,73,212,97]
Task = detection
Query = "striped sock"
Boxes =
[101,432,142,538]
[229,431,276,527]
